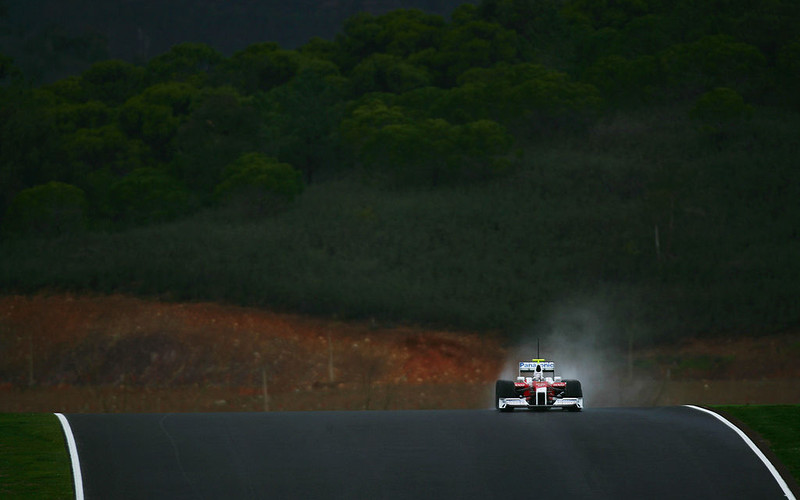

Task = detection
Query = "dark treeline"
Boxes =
[1,0,799,344]
[0,0,476,82]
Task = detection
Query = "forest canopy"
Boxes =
[3,0,797,227]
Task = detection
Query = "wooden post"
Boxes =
[28,332,34,387]
[327,331,335,384]
[262,367,270,412]
[628,330,633,380]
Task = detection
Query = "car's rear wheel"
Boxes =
[495,380,516,412]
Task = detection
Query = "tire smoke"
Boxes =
[501,296,657,407]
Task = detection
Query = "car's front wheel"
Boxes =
[563,379,582,398]
[563,379,583,411]
[495,380,516,412]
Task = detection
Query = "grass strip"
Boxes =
[715,405,800,486]
[0,413,73,499]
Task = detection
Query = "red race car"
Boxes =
[495,359,583,411]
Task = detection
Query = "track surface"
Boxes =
[65,407,790,499]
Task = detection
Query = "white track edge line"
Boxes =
[684,405,795,500]
[54,413,85,500]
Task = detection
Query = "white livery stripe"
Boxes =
[684,405,795,500]
[54,413,85,500]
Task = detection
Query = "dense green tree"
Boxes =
[474,0,577,67]
[454,62,603,131]
[734,1,800,61]
[334,9,445,71]
[214,152,304,215]
[118,99,178,160]
[214,43,300,95]
[257,59,347,183]
[146,42,223,85]
[299,37,340,63]
[43,95,146,187]
[777,40,800,80]
[369,117,514,186]
[410,19,521,87]
[452,119,516,180]
[618,14,672,56]
[361,117,456,185]
[80,59,147,105]
[3,181,87,236]
[171,87,261,196]
[0,88,60,210]
[40,76,86,102]
[456,119,514,158]
[393,86,458,121]
[334,12,385,71]
[349,53,430,95]
[574,26,622,66]
[689,87,753,132]
[137,82,198,116]
[61,125,144,180]
[584,55,660,104]
[570,13,670,71]
[51,100,113,132]
[343,97,514,186]
[450,3,480,25]
[377,9,445,58]
[340,96,410,151]
[108,167,192,225]
[117,82,199,161]
[660,35,767,97]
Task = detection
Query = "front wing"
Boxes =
[497,397,583,410]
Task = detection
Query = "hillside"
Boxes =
[1,0,799,344]
[2,105,798,341]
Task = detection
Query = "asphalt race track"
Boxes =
[62,407,794,499]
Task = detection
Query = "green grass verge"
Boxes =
[0,414,73,499]
[715,405,800,486]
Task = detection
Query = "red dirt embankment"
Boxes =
[1,294,798,411]
[0,294,505,412]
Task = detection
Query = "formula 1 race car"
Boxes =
[495,359,583,411]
